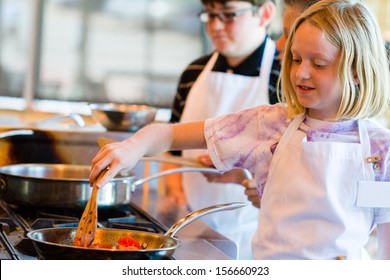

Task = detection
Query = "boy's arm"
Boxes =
[161,162,187,206]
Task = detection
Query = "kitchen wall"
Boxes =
[0,0,388,119]
[0,0,205,112]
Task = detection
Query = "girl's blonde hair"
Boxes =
[280,0,390,120]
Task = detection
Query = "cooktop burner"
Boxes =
[0,200,169,260]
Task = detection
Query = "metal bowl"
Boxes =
[89,103,157,132]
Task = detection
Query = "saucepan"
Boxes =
[0,164,135,208]
[26,202,246,260]
[0,163,224,208]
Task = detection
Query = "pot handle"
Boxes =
[164,202,247,237]
[130,167,223,192]
[0,129,34,138]
[130,167,253,192]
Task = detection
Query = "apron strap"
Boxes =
[265,115,305,187]
[357,120,376,180]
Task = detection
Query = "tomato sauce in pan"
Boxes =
[88,237,143,250]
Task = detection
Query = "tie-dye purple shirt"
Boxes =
[205,104,390,196]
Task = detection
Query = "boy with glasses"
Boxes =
[163,0,278,260]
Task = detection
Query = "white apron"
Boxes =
[252,115,379,259]
[180,38,275,260]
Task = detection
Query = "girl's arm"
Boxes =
[90,121,206,188]
[376,222,390,259]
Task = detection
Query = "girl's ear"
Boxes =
[258,1,276,27]
[353,71,360,85]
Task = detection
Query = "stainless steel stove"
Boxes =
[0,199,172,260]
[0,190,238,260]
[0,131,238,260]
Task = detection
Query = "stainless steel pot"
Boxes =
[0,164,135,208]
[0,164,219,208]
[26,202,246,260]
[0,164,224,208]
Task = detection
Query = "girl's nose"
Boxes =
[295,63,310,80]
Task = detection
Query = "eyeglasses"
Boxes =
[198,6,258,23]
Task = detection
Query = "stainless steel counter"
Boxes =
[130,185,238,260]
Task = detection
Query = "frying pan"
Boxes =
[26,202,246,260]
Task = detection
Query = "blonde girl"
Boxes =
[90,0,390,259]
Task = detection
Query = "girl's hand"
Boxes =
[89,121,207,189]
[90,139,142,188]
[90,123,173,188]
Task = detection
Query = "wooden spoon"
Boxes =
[74,168,108,247]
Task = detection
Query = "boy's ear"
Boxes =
[258,1,276,27]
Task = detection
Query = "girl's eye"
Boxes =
[314,63,326,68]
[292,57,301,64]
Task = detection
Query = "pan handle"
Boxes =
[130,167,223,191]
[164,202,247,238]
[0,129,34,138]
[130,167,253,192]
